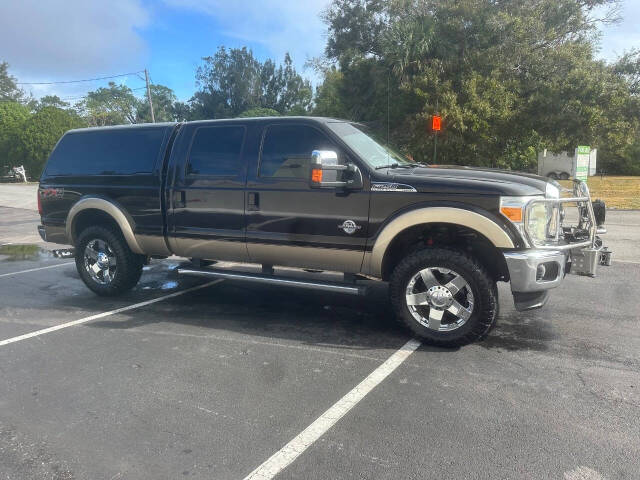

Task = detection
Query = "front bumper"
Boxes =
[504,249,568,311]
[504,249,568,293]
[503,242,613,311]
[502,180,614,311]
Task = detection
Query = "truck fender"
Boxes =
[364,207,515,277]
[66,197,144,254]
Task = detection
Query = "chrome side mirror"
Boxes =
[310,150,363,189]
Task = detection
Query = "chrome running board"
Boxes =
[178,267,366,295]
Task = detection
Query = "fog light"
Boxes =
[536,264,546,281]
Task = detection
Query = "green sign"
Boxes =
[575,146,590,181]
[577,145,590,155]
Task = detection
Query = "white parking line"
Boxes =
[564,466,606,480]
[0,280,222,347]
[243,338,422,480]
[0,262,74,278]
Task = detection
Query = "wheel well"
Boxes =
[380,222,510,282]
[71,209,122,245]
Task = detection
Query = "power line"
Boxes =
[17,71,145,86]
[63,86,147,98]
[57,86,148,101]
[0,86,151,104]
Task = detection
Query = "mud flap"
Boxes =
[513,290,550,312]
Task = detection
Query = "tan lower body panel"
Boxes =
[247,243,365,273]
[361,251,376,277]
[166,236,363,273]
[168,236,250,262]
[135,234,172,257]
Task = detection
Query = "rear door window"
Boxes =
[260,125,336,179]
[186,126,246,177]
[45,127,167,176]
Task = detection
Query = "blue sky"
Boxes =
[1,0,638,103]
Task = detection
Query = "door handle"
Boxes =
[174,190,186,208]
[247,192,259,211]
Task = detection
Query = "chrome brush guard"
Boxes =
[523,180,612,276]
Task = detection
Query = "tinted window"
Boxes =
[260,125,336,178]
[45,127,167,176]
[187,126,245,176]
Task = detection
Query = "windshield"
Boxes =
[326,122,414,169]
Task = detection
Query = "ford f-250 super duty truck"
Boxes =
[38,117,612,346]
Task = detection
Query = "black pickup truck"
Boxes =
[38,117,612,346]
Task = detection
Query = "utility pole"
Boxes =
[433,128,438,164]
[145,69,155,123]
[433,98,439,164]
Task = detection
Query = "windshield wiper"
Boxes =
[374,162,420,170]
[374,163,399,170]
[395,163,421,168]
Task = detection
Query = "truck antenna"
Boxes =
[387,70,390,164]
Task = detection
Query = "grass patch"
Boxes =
[559,176,640,209]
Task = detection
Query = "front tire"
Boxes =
[75,226,144,296]
[390,248,498,347]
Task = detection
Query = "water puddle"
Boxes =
[141,280,179,290]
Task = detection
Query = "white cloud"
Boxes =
[163,0,330,79]
[0,0,150,98]
[596,0,640,62]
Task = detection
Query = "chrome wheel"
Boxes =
[83,238,117,285]
[405,267,474,332]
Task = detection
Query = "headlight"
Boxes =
[526,202,559,245]
[500,195,559,247]
[500,196,534,245]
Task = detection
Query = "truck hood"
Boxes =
[386,165,549,196]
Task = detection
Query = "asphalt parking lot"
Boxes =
[1,203,640,479]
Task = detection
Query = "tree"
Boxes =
[0,102,30,169]
[192,47,312,118]
[172,101,192,122]
[312,67,348,118]
[136,84,179,123]
[316,0,636,171]
[613,49,640,95]
[274,53,313,114]
[187,90,233,120]
[0,61,23,102]
[196,47,262,116]
[323,0,387,59]
[12,107,84,177]
[81,82,139,126]
[237,107,280,118]
[36,95,70,110]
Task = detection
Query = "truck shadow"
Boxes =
[480,316,555,352]
[85,273,458,353]
[58,261,554,353]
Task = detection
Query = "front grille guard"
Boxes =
[522,180,596,251]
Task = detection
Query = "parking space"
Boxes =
[1,207,640,479]
[0,259,409,479]
[283,268,640,480]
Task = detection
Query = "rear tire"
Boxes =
[547,172,558,180]
[75,226,144,296]
[389,248,498,347]
[559,172,570,180]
